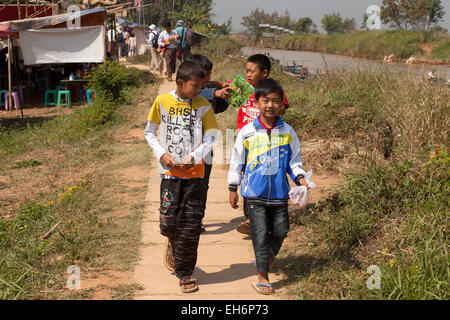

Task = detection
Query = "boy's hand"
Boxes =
[299,178,310,189]
[229,191,239,209]
[209,81,228,90]
[180,155,195,170]
[161,153,178,169]
[214,85,232,100]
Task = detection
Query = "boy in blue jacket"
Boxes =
[228,79,309,295]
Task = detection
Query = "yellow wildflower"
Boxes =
[388,259,395,268]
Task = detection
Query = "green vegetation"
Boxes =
[432,38,450,60]
[0,63,158,299]
[12,159,42,169]
[279,30,449,61]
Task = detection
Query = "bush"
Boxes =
[85,61,131,102]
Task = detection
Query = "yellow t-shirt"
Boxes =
[148,91,218,178]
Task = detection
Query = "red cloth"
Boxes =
[237,90,289,131]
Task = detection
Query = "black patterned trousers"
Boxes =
[159,178,204,280]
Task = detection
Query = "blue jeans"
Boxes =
[247,203,290,273]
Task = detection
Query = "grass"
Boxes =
[199,50,449,299]
[0,64,160,299]
[432,38,450,60]
[277,30,449,62]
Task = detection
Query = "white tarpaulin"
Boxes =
[19,25,105,65]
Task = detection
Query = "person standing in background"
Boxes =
[149,25,163,74]
[158,22,178,82]
[175,20,191,63]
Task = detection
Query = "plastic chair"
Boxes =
[12,85,27,103]
[4,91,21,110]
[0,90,8,108]
[86,89,96,104]
[56,85,66,91]
[57,90,71,108]
[44,90,57,107]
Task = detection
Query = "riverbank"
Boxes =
[231,30,450,66]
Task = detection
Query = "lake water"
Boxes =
[240,47,450,80]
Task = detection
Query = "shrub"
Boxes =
[85,61,130,102]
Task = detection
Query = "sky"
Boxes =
[211,0,450,33]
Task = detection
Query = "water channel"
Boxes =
[240,47,450,81]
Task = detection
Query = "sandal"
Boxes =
[179,278,199,293]
[236,221,251,235]
[164,238,175,272]
[252,282,274,295]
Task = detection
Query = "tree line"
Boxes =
[241,0,446,35]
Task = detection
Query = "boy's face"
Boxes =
[177,76,203,99]
[246,62,268,86]
[202,69,211,88]
[255,92,283,120]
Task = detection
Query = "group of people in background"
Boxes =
[117,27,136,58]
[148,20,192,82]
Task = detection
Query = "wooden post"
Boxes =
[16,0,22,20]
[7,36,12,112]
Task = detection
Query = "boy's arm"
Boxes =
[189,105,218,164]
[286,128,307,186]
[144,121,166,161]
[228,129,246,189]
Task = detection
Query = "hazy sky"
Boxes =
[211,0,450,32]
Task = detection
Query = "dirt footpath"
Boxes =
[133,78,285,300]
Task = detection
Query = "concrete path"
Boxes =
[133,76,284,300]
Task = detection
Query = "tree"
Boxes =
[295,17,315,33]
[361,13,369,30]
[380,0,445,31]
[241,8,269,35]
[241,7,298,34]
[321,12,356,34]
[212,18,232,36]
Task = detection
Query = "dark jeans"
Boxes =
[247,203,290,273]
[201,151,213,210]
[159,178,204,280]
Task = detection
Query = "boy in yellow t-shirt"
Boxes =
[144,62,218,293]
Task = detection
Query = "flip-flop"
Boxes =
[236,221,251,235]
[164,238,175,272]
[180,278,199,293]
[252,282,274,295]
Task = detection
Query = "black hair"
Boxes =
[255,79,283,101]
[176,61,205,82]
[187,54,213,71]
[164,21,172,28]
[247,54,271,75]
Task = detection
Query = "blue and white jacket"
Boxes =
[228,117,307,205]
